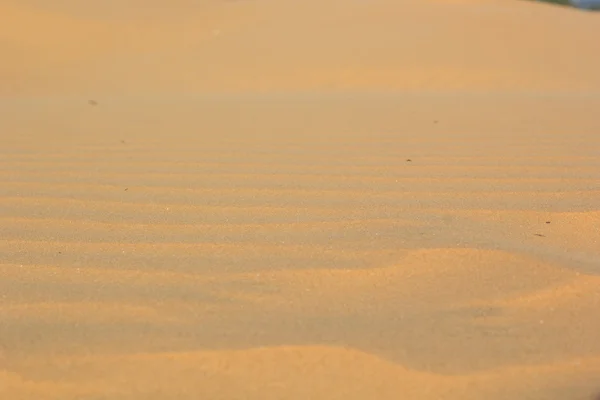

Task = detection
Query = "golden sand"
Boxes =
[1,0,599,399]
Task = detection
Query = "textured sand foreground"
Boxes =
[2,1,600,399]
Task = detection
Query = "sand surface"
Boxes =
[1,0,600,399]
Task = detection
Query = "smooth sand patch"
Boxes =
[2,0,600,94]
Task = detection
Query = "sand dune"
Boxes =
[2,0,600,399]
[2,0,600,94]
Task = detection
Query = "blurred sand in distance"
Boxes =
[1,0,600,399]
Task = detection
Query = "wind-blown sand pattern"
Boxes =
[1,1,600,399]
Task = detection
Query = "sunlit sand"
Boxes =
[1,1,599,399]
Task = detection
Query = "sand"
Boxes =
[1,0,600,399]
